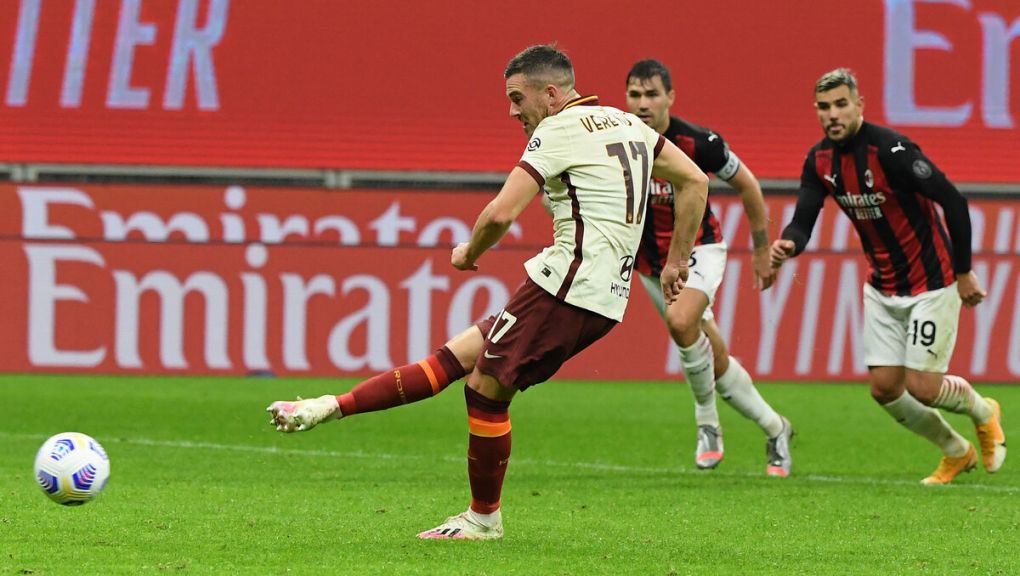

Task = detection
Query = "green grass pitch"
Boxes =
[1,374,1017,575]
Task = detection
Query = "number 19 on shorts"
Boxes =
[910,319,936,347]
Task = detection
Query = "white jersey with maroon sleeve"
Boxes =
[516,96,665,321]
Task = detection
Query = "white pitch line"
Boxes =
[6,430,1018,494]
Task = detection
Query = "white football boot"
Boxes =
[266,395,339,432]
[417,510,504,540]
[695,425,724,469]
[765,416,794,478]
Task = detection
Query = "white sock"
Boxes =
[680,331,718,427]
[931,375,993,424]
[716,357,783,438]
[468,507,502,527]
[882,391,969,457]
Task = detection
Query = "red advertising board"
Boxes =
[2,183,1018,382]
[0,0,1018,182]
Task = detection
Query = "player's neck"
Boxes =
[553,90,582,113]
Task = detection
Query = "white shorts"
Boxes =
[862,282,962,373]
[638,242,727,322]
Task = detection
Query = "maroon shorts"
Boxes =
[474,278,617,391]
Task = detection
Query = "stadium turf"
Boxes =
[2,374,1017,575]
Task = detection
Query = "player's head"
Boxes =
[814,68,864,143]
[625,59,675,135]
[504,44,575,137]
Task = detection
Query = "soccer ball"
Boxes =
[33,432,111,506]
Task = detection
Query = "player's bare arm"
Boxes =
[453,167,541,271]
[652,141,709,303]
[726,163,774,290]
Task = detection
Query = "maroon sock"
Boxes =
[464,385,512,514]
[336,346,465,416]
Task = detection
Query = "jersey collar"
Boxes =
[560,95,599,112]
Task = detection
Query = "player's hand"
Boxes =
[660,261,689,305]
[957,271,986,307]
[769,239,795,269]
[451,243,478,271]
[752,246,776,290]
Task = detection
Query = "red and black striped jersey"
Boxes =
[781,121,972,296]
[636,116,741,277]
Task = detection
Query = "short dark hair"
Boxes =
[504,44,574,90]
[626,59,673,92]
[815,68,859,95]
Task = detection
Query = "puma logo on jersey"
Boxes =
[891,141,906,153]
[823,174,838,186]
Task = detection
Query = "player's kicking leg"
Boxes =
[267,395,339,432]
[267,324,484,432]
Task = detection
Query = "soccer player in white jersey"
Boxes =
[414,44,707,541]
[268,44,709,540]
[268,60,792,481]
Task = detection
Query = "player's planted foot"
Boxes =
[266,395,339,432]
[975,398,1006,473]
[765,417,794,478]
[695,425,724,469]
[921,444,977,485]
[417,510,504,540]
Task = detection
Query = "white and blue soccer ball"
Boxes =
[33,432,110,506]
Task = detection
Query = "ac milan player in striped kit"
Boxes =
[626,60,793,477]
[770,68,1006,484]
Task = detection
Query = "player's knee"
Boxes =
[667,315,701,346]
[868,366,906,404]
[906,390,935,406]
[467,372,515,402]
[869,379,902,404]
[904,375,939,405]
[458,355,477,374]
